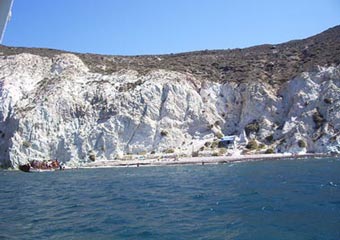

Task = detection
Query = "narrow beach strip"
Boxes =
[81,153,333,169]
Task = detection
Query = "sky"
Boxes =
[3,0,340,55]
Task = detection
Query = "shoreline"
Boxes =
[80,153,335,169]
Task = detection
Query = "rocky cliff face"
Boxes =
[0,26,340,168]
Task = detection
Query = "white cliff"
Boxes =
[0,51,339,168]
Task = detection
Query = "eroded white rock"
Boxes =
[0,53,340,167]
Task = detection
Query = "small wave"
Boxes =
[329,201,340,205]
[137,230,154,238]
[329,181,338,187]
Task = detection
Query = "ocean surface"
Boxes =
[0,158,340,240]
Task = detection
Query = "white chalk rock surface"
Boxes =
[0,53,339,167]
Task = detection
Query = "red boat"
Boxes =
[19,160,62,172]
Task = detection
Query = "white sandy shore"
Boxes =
[80,153,332,169]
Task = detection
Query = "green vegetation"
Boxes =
[211,149,227,156]
[192,151,199,157]
[160,130,168,137]
[22,141,31,148]
[265,148,275,154]
[312,110,325,129]
[123,155,133,160]
[329,136,337,143]
[3,27,339,88]
[245,121,260,136]
[212,152,219,157]
[265,134,274,143]
[246,139,258,150]
[298,139,307,148]
[219,148,227,155]
[211,140,219,148]
[324,98,333,104]
[259,143,266,149]
[164,148,175,154]
[89,153,96,161]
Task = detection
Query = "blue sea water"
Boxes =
[0,158,340,240]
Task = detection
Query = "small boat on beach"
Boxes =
[18,164,31,172]
[19,160,63,172]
